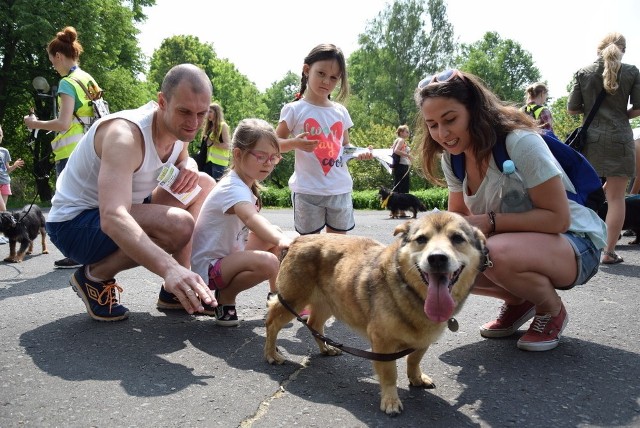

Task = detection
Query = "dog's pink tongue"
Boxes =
[424,274,455,323]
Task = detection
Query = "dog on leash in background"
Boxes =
[0,205,48,263]
[265,211,487,414]
[597,195,640,244]
[378,187,427,219]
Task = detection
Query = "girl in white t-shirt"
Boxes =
[191,119,293,326]
[276,43,372,235]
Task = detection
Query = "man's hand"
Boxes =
[171,164,200,194]
[163,265,217,314]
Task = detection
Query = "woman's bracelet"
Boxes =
[487,211,496,235]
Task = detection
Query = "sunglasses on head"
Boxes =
[418,69,465,89]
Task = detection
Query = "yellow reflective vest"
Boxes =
[51,69,96,161]
[206,121,230,166]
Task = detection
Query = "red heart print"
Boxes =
[303,118,343,175]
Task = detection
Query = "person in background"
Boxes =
[191,118,292,326]
[415,68,606,352]
[202,102,231,180]
[45,64,216,322]
[391,124,412,217]
[522,82,555,136]
[0,125,25,243]
[24,26,103,270]
[568,32,640,264]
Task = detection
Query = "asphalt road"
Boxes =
[1,208,639,427]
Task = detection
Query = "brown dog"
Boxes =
[264,211,487,415]
[1,205,48,263]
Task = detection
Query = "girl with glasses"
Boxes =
[414,69,606,352]
[191,119,293,326]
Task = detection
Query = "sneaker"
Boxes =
[214,304,239,327]
[298,307,310,321]
[480,301,535,338]
[70,266,129,321]
[517,304,568,352]
[0,236,8,245]
[55,257,82,269]
[156,285,216,316]
[266,291,277,308]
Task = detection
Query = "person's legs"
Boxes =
[602,176,628,262]
[630,139,640,194]
[214,250,280,305]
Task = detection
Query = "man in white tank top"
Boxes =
[46,64,217,322]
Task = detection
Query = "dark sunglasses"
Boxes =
[418,69,465,89]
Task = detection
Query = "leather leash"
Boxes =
[276,293,415,362]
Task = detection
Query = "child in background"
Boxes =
[0,124,24,243]
[276,43,372,236]
[0,125,24,207]
[191,118,293,326]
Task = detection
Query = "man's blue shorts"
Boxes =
[46,209,119,265]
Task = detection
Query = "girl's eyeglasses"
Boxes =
[418,69,465,89]
[248,150,282,165]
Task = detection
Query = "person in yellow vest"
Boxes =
[24,26,102,270]
[202,103,231,180]
[521,82,555,136]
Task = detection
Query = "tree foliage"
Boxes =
[456,32,540,103]
[0,0,154,202]
[348,0,455,127]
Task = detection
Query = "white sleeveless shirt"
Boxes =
[48,101,184,222]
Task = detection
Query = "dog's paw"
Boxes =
[265,348,286,365]
[319,343,342,356]
[380,395,403,415]
[409,373,436,389]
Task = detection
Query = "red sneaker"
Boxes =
[480,301,535,338]
[517,304,568,352]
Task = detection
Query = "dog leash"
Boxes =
[276,293,415,362]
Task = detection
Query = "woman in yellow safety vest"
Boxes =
[24,26,102,270]
[203,102,231,180]
[24,26,102,178]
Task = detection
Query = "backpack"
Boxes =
[66,75,110,131]
[450,132,606,213]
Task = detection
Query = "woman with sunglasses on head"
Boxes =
[415,69,606,352]
[190,119,293,327]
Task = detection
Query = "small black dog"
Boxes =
[0,204,49,263]
[378,187,427,219]
[597,195,640,244]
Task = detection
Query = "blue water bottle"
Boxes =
[499,160,533,213]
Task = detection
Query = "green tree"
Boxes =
[147,35,267,131]
[0,0,154,202]
[263,72,299,124]
[348,0,455,127]
[456,32,540,103]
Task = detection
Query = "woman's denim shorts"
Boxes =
[560,232,601,289]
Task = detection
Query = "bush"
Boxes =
[260,186,448,210]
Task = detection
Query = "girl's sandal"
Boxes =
[602,251,624,265]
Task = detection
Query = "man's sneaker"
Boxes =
[156,286,215,316]
[70,266,129,321]
[55,257,82,269]
[214,305,239,327]
[480,301,535,338]
[517,304,568,352]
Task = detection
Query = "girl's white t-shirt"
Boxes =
[441,129,607,249]
[279,99,354,195]
[190,170,257,282]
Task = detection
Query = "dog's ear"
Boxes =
[468,224,490,271]
[393,220,413,237]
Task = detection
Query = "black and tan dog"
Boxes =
[264,211,487,415]
[0,205,48,263]
[378,187,427,219]
[597,195,640,244]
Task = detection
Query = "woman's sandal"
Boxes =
[602,251,624,265]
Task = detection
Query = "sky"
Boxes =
[137,0,640,101]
